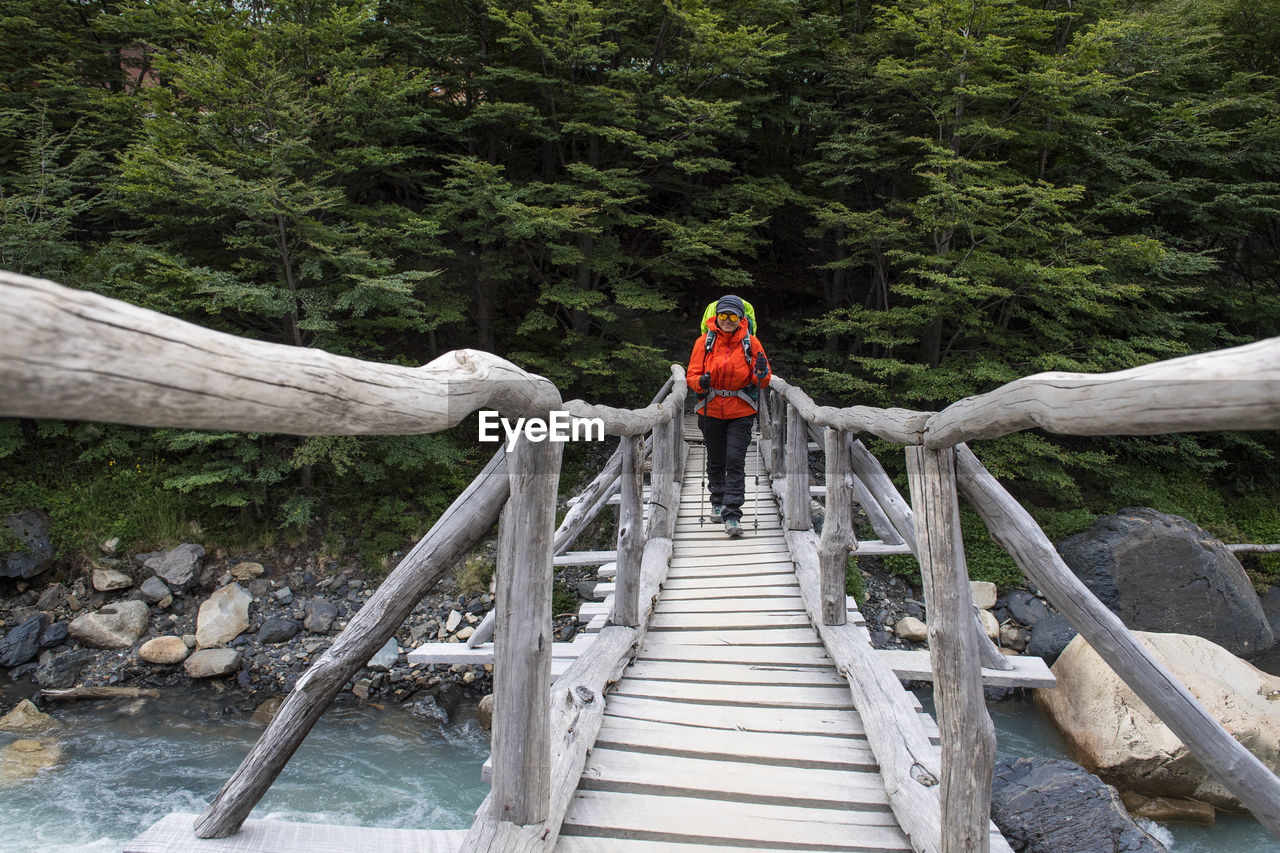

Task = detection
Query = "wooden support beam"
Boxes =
[491,436,562,826]
[954,443,1280,840]
[786,403,810,531]
[849,440,916,552]
[819,429,854,626]
[193,449,511,839]
[906,446,994,853]
[612,435,645,627]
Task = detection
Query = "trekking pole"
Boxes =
[753,429,761,532]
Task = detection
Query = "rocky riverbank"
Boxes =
[0,530,533,723]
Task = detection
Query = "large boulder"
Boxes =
[0,615,47,668]
[1058,508,1273,657]
[68,600,150,649]
[144,543,205,590]
[195,583,252,648]
[1,510,54,579]
[991,757,1168,853]
[1036,631,1280,809]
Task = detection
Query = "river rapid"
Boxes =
[0,688,1276,852]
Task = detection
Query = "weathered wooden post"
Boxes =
[818,429,854,625]
[491,434,562,826]
[672,402,686,484]
[906,445,994,853]
[770,390,785,479]
[648,413,676,540]
[785,403,810,530]
[613,434,645,627]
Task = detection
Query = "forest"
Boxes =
[2,0,1279,580]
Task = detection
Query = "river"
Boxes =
[0,688,1275,851]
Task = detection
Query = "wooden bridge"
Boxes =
[3,271,1280,852]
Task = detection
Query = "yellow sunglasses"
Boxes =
[716,312,742,322]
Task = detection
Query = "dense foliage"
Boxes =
[2,0,1278,574]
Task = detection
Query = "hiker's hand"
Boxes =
[754,353,768,379]
[699,373,711,391]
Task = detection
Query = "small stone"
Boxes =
[456,626,475,641]
[230,561,265,582]
[139,636,190,665]
[367,637,399,671]
[184,648,242,678]
[92,568,133,592]
[450,662,470,674]
[144,543,205,589]
[139,576,171,604]
[445,610,463,633]
[1121,791,1215,825]
[250,697,282,727]
[462,670,476,685]
[970,581,998,611]
[38,622,68,649]
[0,699,59,733]
[36,649,94,690]
[304,600,338,633]
[100,537,120,556]
[465,613,478,625]
[1001,624,1030,652]
[478,694,495,729]
[894,616,928,642]
[256,617,300,645]
[352,678,371,699]
[182,634,197,648]
[35,585,65,611]
[979,609,1000,641]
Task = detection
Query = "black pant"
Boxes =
[699,414,754,521]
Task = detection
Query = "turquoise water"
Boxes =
[0,691,490,852]
[920,690,1280,853]
[2,687,1276,852]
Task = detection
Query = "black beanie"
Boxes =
[715,295,746,316]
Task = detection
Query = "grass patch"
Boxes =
[846,554,866,604]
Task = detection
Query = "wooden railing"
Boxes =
[763,336,1280,852]
[5,269,1280,852]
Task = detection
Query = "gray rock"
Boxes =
[1003,589,1050,628]
[256,617,300,645]
[139,576,171,604]
[36,649,95,689]
[38,621,68,649]
[195,583,252,648]
[91,568,133,592]
[144,543,205,590]
[2,510,54,579]
[1261,585,1280,636]
[0,615,46,667]
[68,600,150,649]
[304,600,338,633]
[1059,508,1274,657]
[35,584,66,611]
[1027,612,1077,665]
[991,757,1168,853]
[184,648,242,678]
[367,637,399,671]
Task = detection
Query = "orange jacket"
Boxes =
[686,315,771,419]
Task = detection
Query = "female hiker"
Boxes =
[686,294,771,537]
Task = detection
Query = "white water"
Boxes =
[3,687,1277,852]
[0,690,490,852]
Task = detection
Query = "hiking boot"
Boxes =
[710,504,724,522]
[724,518,743,538]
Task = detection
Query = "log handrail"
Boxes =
[0,272,563,431]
